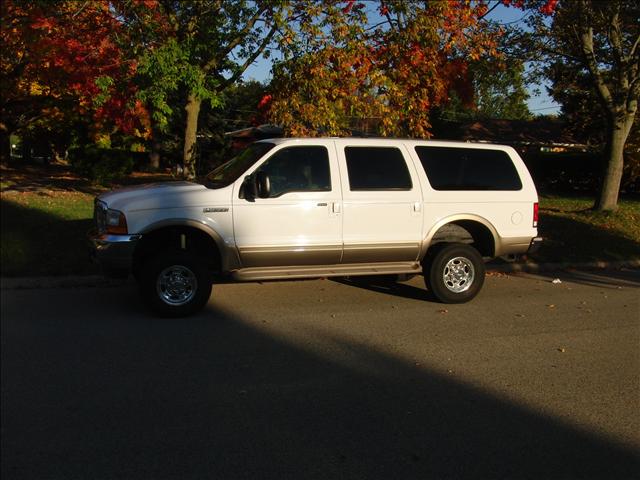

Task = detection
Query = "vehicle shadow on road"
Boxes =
[332,275,432,302]
[2,286,638,480]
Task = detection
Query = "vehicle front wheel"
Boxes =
[424,244,485,303]
[140,252,212,317]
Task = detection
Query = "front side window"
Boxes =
[255,146,331,197]
[345,147,413,191]
[415,146,522,191]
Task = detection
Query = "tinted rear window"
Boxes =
[414,146,522,191]
[345,147,412,190]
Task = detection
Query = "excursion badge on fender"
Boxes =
[203,207,229,213]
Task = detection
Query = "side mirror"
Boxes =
[256,171,271,198]
[242,175,257,200]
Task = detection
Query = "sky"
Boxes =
[242,1,561,116]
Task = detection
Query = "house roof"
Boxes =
[225,124,283,139]
[433,118,585,146]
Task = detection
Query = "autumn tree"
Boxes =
[516,0,639,210]
[0,0,149,163]
[266,1,508,138]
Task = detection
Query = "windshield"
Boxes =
[204,142,276,189]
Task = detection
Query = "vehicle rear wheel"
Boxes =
[140,251,212,317]
[424,243,485,303]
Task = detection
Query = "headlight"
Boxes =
[105,209,128,234]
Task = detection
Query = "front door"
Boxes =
[232,142,343,267]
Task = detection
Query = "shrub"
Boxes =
[69,147,147,184]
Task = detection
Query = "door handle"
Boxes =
[332,202,341,214]
[413,202,422,212]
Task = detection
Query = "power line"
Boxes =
[530,105,561,112]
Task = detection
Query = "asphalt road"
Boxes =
[2,269,639,480]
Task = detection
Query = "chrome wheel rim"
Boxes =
[443,256,474,293]
[156,265,198,306]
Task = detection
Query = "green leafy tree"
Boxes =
[516,0,639,210]
[115,0,295,179]
[473,59,532,120]
[436,58,532,122]
[548,63,639,191]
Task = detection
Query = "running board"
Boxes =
[231,262,422,282]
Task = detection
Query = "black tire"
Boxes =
[140,251,212,317]
[424,243,485,304]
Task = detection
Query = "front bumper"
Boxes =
[89,230,140,277]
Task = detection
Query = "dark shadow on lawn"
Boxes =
[533,213,640,264]
[0,198,97,276]
[2,285,638,480]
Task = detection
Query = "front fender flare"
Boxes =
[139,218,241,271]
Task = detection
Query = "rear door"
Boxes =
[336,143,423,263]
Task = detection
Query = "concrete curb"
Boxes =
[0,275,130,290]
[486,258,640,274]
[1,260,639,290]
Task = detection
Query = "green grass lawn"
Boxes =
[0,191,98,276]
[1,188,638,277]
[532,195,640,264]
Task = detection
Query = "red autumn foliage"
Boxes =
[1,0,150,138]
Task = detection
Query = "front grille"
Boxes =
[94,200,107,233]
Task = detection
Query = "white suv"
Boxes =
[90,138,541,316]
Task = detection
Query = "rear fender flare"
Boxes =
[420,214,500,260]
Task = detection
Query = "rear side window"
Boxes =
[345,147,412,190]
[415,146,522,191]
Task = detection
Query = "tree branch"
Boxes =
[71,1,90,19]
[629,32,640,61]
[579,21,615,111]
[216,24,278,91]
[478,1,501,21]
[204,7,269,73]
[608,8,628,91]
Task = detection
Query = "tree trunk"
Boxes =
[595,113,635,211]
[149,140,161,172]
[182,93,202,180]
[0,128,10,165]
